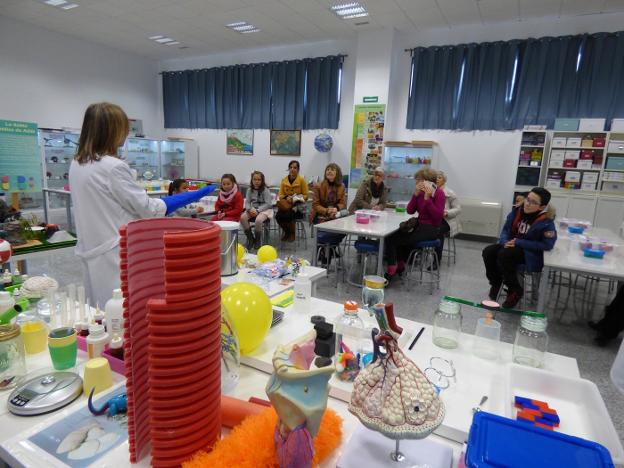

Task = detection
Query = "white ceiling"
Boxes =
[2,0,624,60]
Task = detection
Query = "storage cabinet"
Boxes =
[383,141,435,203]
[514,130,548,191]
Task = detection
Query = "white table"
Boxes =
[312,211,410,275]
[537,227,624,311]
[243,297,580,444]
[0,297,589,468]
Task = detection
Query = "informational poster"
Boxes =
[349,104,385,188]
[0,119,42,193]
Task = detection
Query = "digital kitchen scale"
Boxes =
[7,372,83,416]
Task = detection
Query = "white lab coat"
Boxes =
[69,156,166,308]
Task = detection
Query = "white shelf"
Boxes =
[604,169,624,172]
[519,145,545,148]
[547,167,601,171]
[551,146,605,150]
[552,130,608,134]
[517,165,542,168]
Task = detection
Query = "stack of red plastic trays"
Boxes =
[120,218,222,466]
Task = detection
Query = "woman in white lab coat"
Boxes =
[69,103,214,307]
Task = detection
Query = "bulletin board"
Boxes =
[0,120,42,194]
[349,104,385,188]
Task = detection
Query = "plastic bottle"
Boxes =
[334,301,366,382]
[105,289,124,335]
[0,291,15,314]
[108,334,124,361]
[2,270,12,288]
[86,323,109,359]
[93,305,105,326]
[11,268,21,285]
[293,270,312,315]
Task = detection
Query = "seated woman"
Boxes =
[276,160,309,242]
[435,171,461,263]
[482,187,556,308]
[240,170,273,250]
[167,179,205,217]
[348,167,388,214]
[311,163,347,264]
[212,173,244,222]
[384,168,446,283]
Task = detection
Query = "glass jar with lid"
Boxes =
[362,275,385,315]
[0,324,27,390]
[433,299,462,349]
[513,315,548,368]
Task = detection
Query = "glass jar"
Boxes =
[335,301,366,382]
[513,315,548,368]
[362,275,385,314]
[220,305,240,392]
[0,324,27,390]
[432,299,462,349]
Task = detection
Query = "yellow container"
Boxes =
[82,357,113,396]
[20,321,48,354]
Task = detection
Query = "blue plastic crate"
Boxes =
[466,412,614,468]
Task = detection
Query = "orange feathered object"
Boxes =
[183,407,343,468]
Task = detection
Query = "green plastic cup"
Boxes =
[48,327,77,370]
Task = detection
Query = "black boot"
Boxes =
[253,232,262,250]
[244,229,254,249]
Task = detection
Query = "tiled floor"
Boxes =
[20,234,624,443]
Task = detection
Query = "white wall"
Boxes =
[0,16,161,137]
[159,39,356,186]
[386,14,624,214]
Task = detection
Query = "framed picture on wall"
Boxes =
[270,129,301,156]
[226,129,254,155]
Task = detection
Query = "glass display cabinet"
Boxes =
[383,141,436,204]
[40,130,77,208]
[125,137,160,180]
[160,139,186,180]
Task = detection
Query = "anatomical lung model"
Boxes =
[349,304,445,439]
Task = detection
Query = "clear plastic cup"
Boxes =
[472,316,501,361]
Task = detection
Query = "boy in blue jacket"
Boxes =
[482,187,557,308]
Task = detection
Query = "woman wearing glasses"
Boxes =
[482,187,557,308]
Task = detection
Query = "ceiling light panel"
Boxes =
[331,2,369,19]
[61,3,78,9]
[44,0,67,5]
[225,21,261,34]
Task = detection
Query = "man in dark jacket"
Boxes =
[482,187,557,308]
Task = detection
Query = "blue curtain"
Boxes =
[162,55,344,130]
[406,31,624,130]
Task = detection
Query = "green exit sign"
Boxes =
[363,96,378,103]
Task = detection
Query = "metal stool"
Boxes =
[406,240,440,294]
[316,243,344,287]
[442,233,457,267]
[346,240,379,288]
[496,265,541,310]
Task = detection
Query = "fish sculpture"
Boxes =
[348,303,445,439]
[88,388,128,417]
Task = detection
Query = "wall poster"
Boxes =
[0,119,42,194]
[349,104,385,188]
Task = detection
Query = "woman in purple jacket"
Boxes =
[385,168,446,282]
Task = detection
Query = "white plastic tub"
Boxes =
[505,363,624,464]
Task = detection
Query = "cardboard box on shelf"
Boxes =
[593,137,606,147]
[550,150,565,159]
[606,156,624,170]
[578,118,606,132]
[577,160,593,169]
[563,182,581,189]
[564,171,581,182]
[552,137,567,147]
[564,150,580,160]
[550,160,563,168]
[579,150,594,159]
[563,159,577,168]
[566,137,582,148]
[607,140,624,153]
[602,181,624,193]
[581,182,597,191]
[554,118,579,131]
[611,119,624,132]
[546,179,562,189]
[582,172,599,183]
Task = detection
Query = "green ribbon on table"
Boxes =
[442,295,546,319]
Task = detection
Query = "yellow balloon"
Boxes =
[221,283,272,355]
[237,243,246,265]
[257,245,278,264]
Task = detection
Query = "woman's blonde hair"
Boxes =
[75,102,129,164]
[415,167,437,183]
[324,163,343,185]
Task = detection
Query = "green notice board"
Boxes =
[0,120,41,193]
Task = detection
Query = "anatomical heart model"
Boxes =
[349,303,445,440]
[266,329,334,468]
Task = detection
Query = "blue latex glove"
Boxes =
[162,185,216,215]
